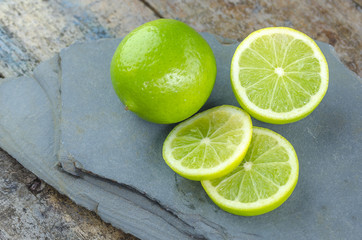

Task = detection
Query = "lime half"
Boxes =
[163,105,253,181]
[202,127,299,216]
[231,27,329,124]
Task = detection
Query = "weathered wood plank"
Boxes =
[0,25,39,77]
[147,0,362,76]
[68,0,159,37]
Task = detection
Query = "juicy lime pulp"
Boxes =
[202,127,299,216]
[110,19,217,124]
[231,27,329,124]
[162,105,253,181]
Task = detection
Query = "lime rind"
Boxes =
[201,127,299,216]
[231,27,329,124]
[110,19,217,124]
[162,105,253,181]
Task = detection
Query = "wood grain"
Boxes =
[148,0,362,76]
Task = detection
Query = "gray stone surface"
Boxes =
[0,60,193,240]
[0,33,361,240]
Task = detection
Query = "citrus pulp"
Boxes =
[231,27,329,124]
[163,105,253,181]
[202,127,299,216]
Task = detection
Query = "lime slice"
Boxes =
[231,27,329,124]
[202,127,299,216]
[162,105,253,181]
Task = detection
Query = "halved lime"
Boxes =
[162,105,253,181]
[231,27,329,124]
[202,127,299,216]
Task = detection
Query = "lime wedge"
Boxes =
[231,27,329,124]
[202,127,299,216]
[162,105,253,181]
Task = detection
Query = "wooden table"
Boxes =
[0,1,361,239]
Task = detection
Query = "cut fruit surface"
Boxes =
[162,105,253,181]
[231,27,329,124]
[202,127,299,216]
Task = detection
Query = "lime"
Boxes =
[231,27,329,124]
[162,105,253,181]
[202,127,299,216]
[110,19,217,124]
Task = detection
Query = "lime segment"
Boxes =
[202,127,299,216]
[163,105,253,181]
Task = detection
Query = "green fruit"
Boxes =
[163,105,253,181]
[110,19,217,124]
[231,27,329,124]
[202,127,299,216]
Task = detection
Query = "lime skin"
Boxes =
[110,19,217,124]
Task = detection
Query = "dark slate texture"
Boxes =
[0,33,361,240]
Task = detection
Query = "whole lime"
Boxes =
[110,19,217,124]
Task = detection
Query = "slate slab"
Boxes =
[0,59,195,240]
[0,33,361,240]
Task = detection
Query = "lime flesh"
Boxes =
[163,105,253,181]
[202,127,299,216]
[231,27,329,124]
